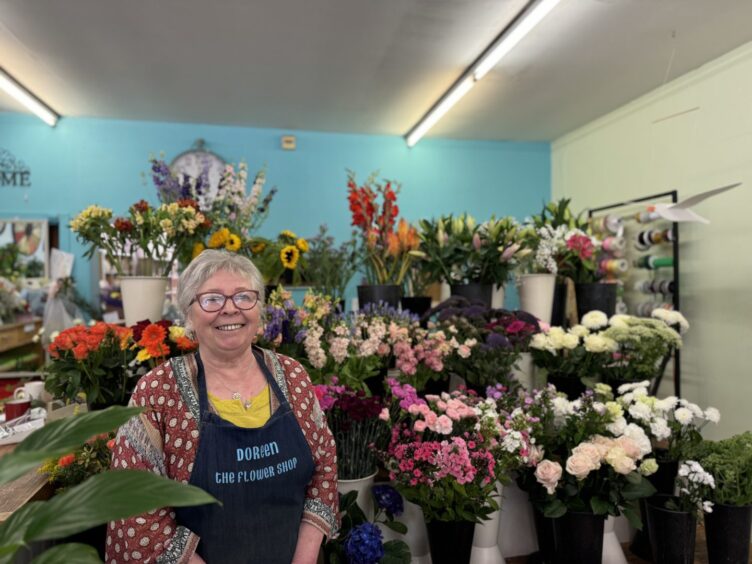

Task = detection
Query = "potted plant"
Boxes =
[0,406,216,563]
[247,229,310,287]
[645,460,715,564]
[400,257,436,320]
[690,432,752,564]
[304,224,359,306]
[347,170,422,308]
[379,381,499,564]
[418,215,529,308]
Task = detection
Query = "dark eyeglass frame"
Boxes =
[191,290,260,312]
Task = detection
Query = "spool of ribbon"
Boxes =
[592,214,623,235]
[635,208,661,224]
[636,301,673,317]
[635,279,675,294]
[600,258,629,275]
[634,255,674,269]
[602,236,625,253]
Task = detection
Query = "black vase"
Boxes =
[400,296,432,319]
[550,283,568,327]
[646,495,696,564]
[630,455,679,561]
[450,283,493,308]
[425,519,475,564]
[574,282,617,320]
[546,374,586,400]
[552,511,605,564]
[704,503,752,564]
[421,375,450,396]
[532,508,557,564]
[357,284,401,309]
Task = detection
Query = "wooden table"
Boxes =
[0,444,53,523]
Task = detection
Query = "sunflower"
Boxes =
[250,241,267,254]
[225,233,242,252]
[192,242,205,259]
[207,228,230,249]
[295,238,309,253]
[280,245,300,269]
[280,229,297,240]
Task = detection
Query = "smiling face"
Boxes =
[188,269,261,359]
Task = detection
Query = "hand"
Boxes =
[188,553,206,564]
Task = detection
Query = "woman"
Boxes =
[107,250,339,563]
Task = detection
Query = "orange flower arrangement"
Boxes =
[132,319,197,368]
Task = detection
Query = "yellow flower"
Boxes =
[169,325,186,341]
[280,229,297,240]
[136,348,152,362]
[192,242,205,259]
[250,241,267,254]
[280,245,300,269]
[295,238,309,253]
[225,233,242,252]
[208,228,230,248]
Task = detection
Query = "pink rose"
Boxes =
[414,420,427,432]
[572,443,603,468]
[614,436,641,460]
[535,460,562,495]
[566,453,596,480]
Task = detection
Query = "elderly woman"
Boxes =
[106,250,339,563]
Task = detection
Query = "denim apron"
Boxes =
[175,350,315,563]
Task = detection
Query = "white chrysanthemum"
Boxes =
[650,417,671,440]
[681,400,704,418]
[561,333,580,350]
[530,333,550,351]
[608,314,631,328]
[655,396,679,412]
[622,423,652,457]
[704,407,721,424]
[606,416,627,436]
[584,334,617,353]
[628,402,652,421]
[552,396,574,417]
[674,407,694,425]
[569,324,590,338]
[617,381,650,395]
[582,310,609,330]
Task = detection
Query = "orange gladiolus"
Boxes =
[386,232,401,257]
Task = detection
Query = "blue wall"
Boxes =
[0,112,550,307]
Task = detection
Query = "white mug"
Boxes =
[14,381,46,401]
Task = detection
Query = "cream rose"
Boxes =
[535,460,563,494]
[566,452,596,480]
[605,446,637,475]
[572,442,603,467]
[614,436,642,460]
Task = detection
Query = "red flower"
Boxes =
[132,199,150,213]
[72,343,89,360]
[566,234,594,260]
[177,198,199,209]
[58,454,76,468]
[106,439,116,450]
[114,217,134,232]
[174,336,197,351]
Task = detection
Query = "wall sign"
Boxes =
[0,149,31,187]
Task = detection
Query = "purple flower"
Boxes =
[344,523,384,564]
[484,332,511,350]
[372,484,403,516]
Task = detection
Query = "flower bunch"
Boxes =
[130,319,197,370]
[304,224,359,301]
[39,432,116,492]
[651,308,690,334]
[0,276,26,323]
[689,432,752,507]
[148,156,210,204]
[248,229,310,285]
[666,460,715,514]
[315,381,387,480]
[418,214,530,285]
[379,381,499,522]
[553,228,602,283]
[391,326,457,392]
[45,322,136,407]
[613,380,719,462]
[347,170,421,285]
[519,224,570,275]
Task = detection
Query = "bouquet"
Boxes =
[665,460,715,514]
[248,229,310,285]
[130,319,197,370]
[347,170,421,285]
[391,325,457,392]
[0,276,27,323]
[45,322,136,407]
[379,380,499,523]
[39,431,116,492]
[304,225,359,301]
[315,382,387,480]
[418,214,529,286]
[70,200,210,276]
[556,228,602,283]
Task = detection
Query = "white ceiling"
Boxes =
[2,0,752,141]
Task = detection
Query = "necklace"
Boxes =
[212,374,253,409]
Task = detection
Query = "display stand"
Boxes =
[588,191,681,396]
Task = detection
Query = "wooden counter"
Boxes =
[0,444,54,523]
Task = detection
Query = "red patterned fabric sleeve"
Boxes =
[279,355,340,538]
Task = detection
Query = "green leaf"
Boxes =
[622,502,643,530]
[381,540,411,564]
[0,406,143,486]
[589,497,611,515]
[384,520,407,534]
[22,470,217,542]
[622,475,657,501]
[31,543,101,564]
[543,499,567,519]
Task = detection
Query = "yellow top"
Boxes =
[207,385,271,428]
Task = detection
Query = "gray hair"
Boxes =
[177,250,265,331]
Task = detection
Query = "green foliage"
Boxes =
[0,407,217,563]
[398,480,499,524]
[529,198,589,231]
[690,432,752,506]
[304,225,360,301]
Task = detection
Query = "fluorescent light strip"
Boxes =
[404,0,560,147]
[0,68,59,127]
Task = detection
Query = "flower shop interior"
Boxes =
[1,1,752,563]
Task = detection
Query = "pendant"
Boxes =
[244,401,252,410]
[232,392,242,401]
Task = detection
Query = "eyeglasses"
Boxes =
[191,290,260,312]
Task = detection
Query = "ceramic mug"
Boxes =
[5,398,32,422]
[14,381,46,401]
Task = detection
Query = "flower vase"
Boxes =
[704,502,752,564]
[552,511,605,564]
[357,285,401,309]
[470,483,505,564]
[119,276,168,326]
[645,495,696,564]
[574,282,617,320]
[601,515,627,564]
[426,519,476,564]
[498,482,538,558]
[511,353,535,391]
[546,373,585,400]
[450,284,493,308]
[630,454,678,561]
[517,274,556,324]
[337,471,378,520]
[491,284,505,309]
[379,495,432,564]
[550,283,568,327]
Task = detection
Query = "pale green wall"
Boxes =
[552,41,752,440]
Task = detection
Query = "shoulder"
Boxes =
[130,360,181,408]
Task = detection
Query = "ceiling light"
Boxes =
[0,68,59,127]
[404,0,560,147]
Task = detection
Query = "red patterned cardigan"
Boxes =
[105,348,339,563]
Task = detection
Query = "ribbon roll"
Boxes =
[635,210,660,224]
[592,214,623,235]
[602,236,625,253]
[634,255,674,269]
[600,258,629,275]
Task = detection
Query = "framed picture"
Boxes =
[0,218,49,279]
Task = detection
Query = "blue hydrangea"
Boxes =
[372,484,403,516]
[344,522,384,564]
